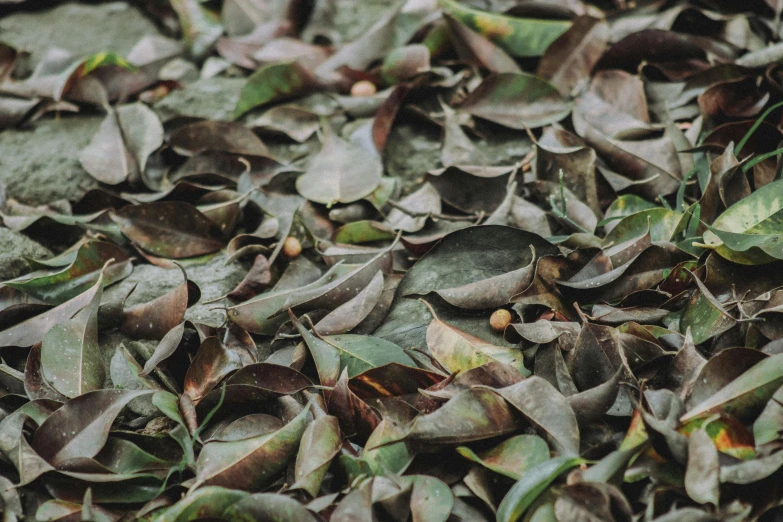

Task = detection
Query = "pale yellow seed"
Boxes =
[282,236,302,258]
[350,80,377,97]
[490,309,512,332]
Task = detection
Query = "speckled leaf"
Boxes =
[111,202,224,259]
[40,270,104,398]
[601,195,657,233]
[31,389,152,466]
[138,322,185,377]
[0,267,105,348]
[183,337,244,403]
[702,179,783,263]
[121,264,198,340]
[680,274,736,345]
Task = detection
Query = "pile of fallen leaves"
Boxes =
[4,0,783,520]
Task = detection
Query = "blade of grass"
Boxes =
[735,100,783,156]
[741,147,783,173]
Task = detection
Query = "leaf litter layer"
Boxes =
[3,0,783,520]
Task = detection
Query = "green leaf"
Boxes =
[705,225,783,264]
[82,52,135,75]
[401,475,454,522]
[679,273,736,345]
[31,390,152,466]
[601,195,658,231]
[222,493,319,522]
[440,0,571,57]
[334,221,396,244]
[40,270,105,398]
[233,62,316,118]
[3,240,130,305]
[152,391,184,425]
[149,486,248,522]
[321,334,416,378]
[457,434,550,479]
[604,208,688,245]
[360,419,413,475]
[0,266,107,348]
[496,456,584,522]
[458,72,573,129]
[96,438,178,474]
[704,178,783,264]
[424,302,528,375]
[381,44,431,84]
[170,0,223,59]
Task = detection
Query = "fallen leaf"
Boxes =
[296,129,383,205]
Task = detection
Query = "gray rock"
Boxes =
[0,115,102,205]
[154,77,246,122]
[2,2,161,77]
[0,228,51,280]
[105,253,247,329]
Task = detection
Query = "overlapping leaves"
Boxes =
[3,0,783,519]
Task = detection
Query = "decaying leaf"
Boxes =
[7,0,783,518]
